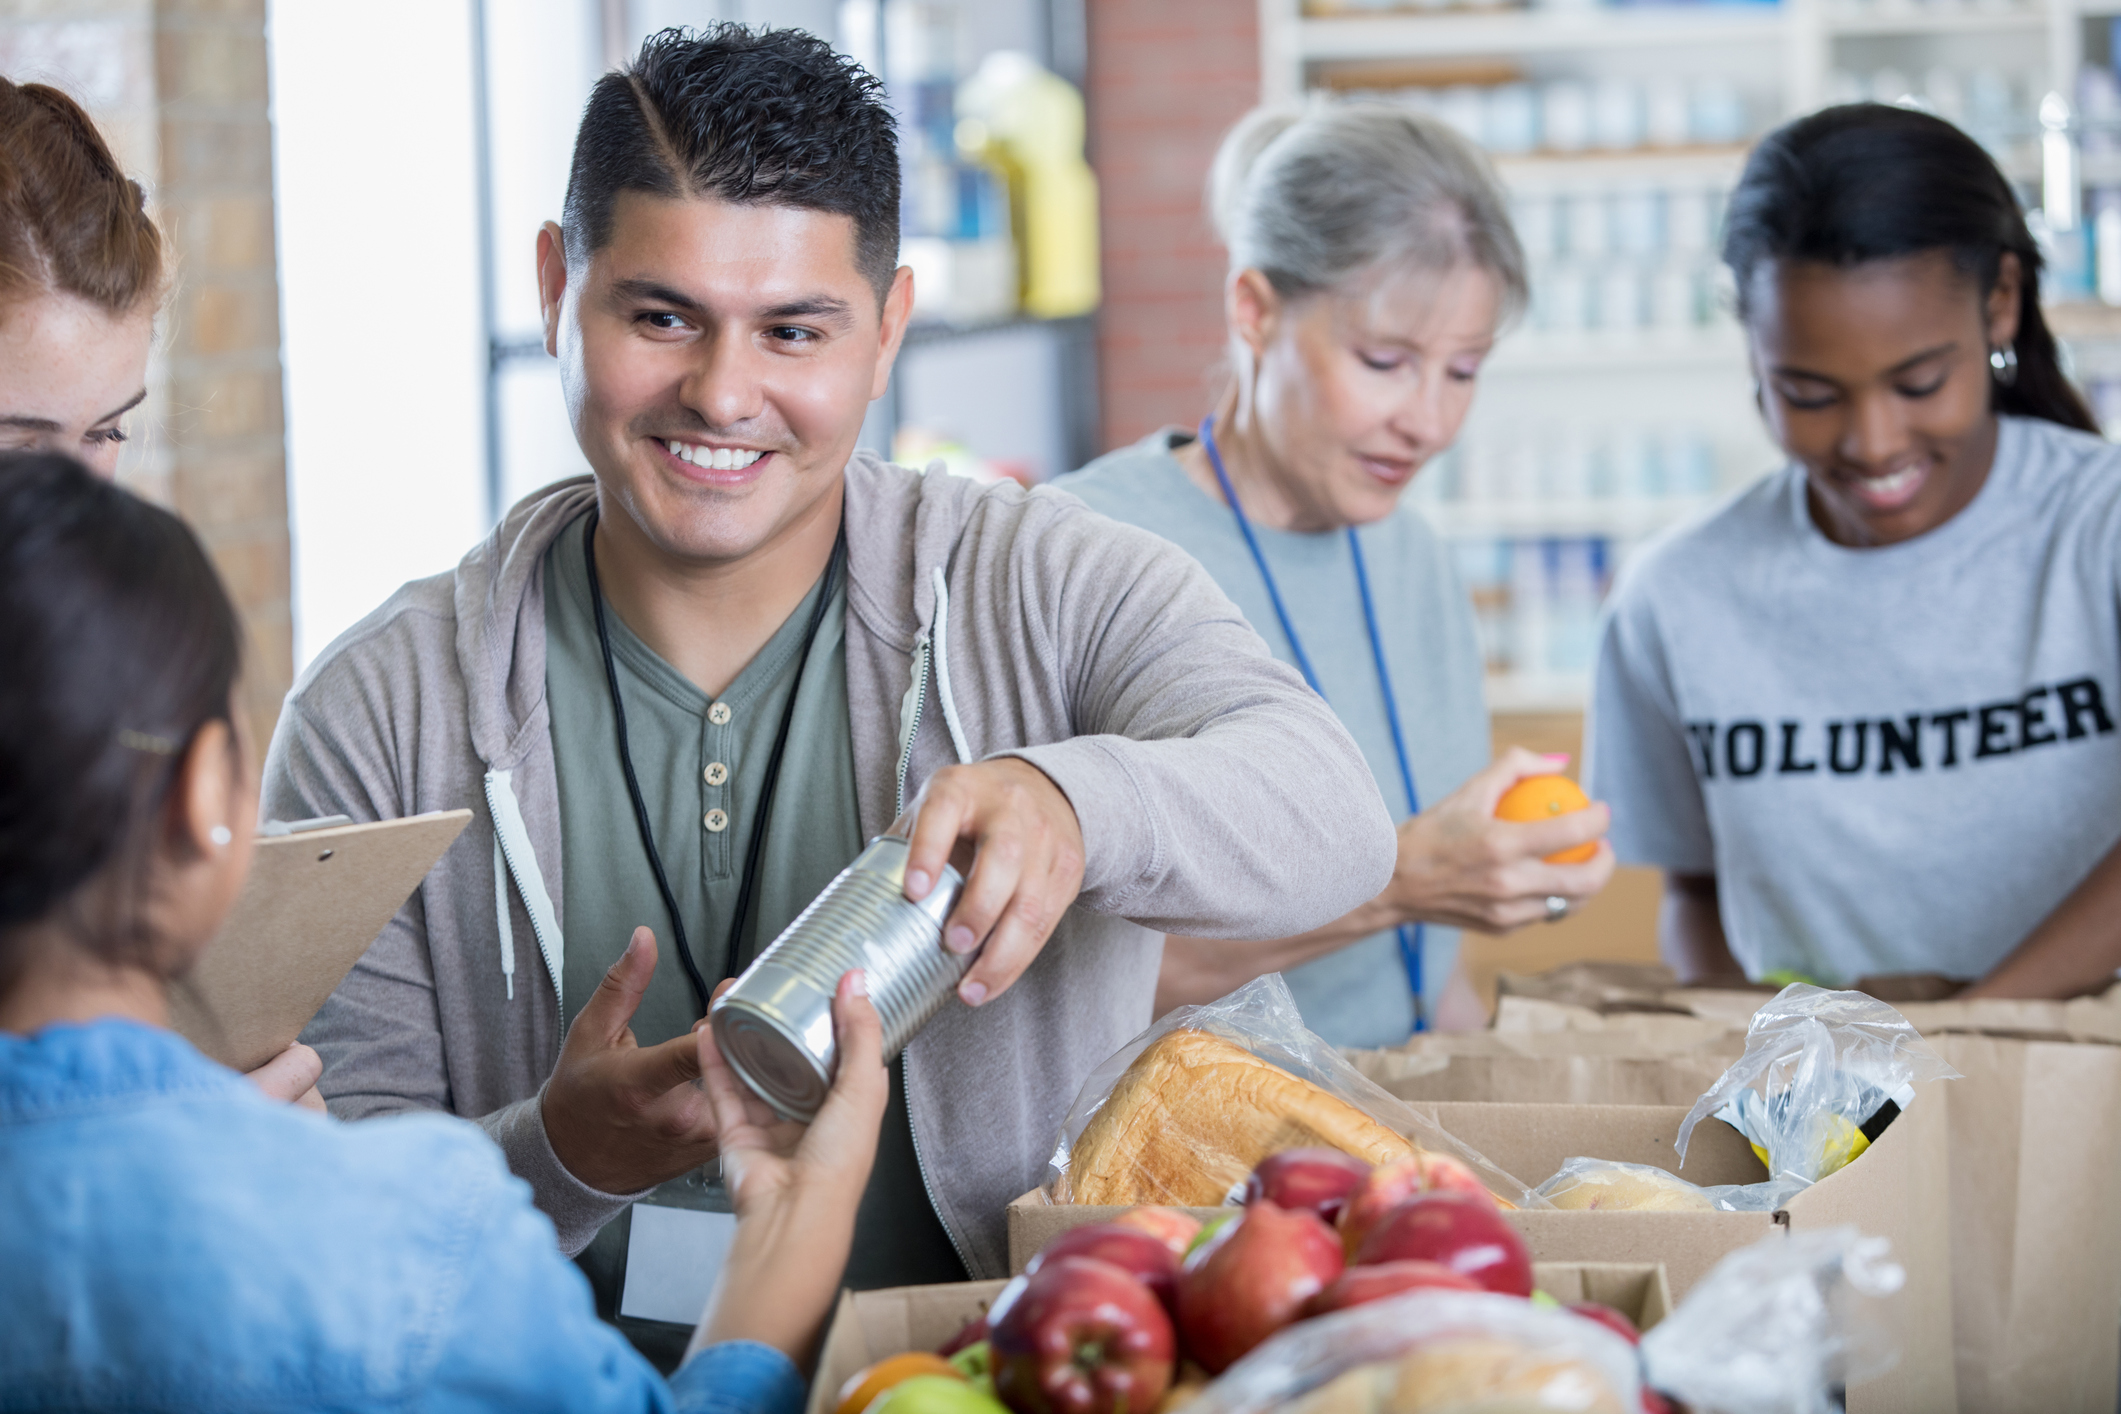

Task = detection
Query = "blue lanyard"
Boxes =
[1198,417,1428,1032]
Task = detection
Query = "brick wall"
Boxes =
[1,0,292,756]
[1084,0,1260,452]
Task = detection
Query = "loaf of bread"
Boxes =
[1285,1338,1627,1414]
[1064,1029,1417,1207]
[1538,1160,1714,1213]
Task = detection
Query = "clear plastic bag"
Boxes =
[1184,1289,1641,1414]
[1045,974,1541,1209]
[1642,1227,1907,1414]
[1675,984,1960,1187]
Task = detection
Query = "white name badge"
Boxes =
[620,1201,740,1324]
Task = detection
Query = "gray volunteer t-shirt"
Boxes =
[1586,415,2121,984]
[1056,430,1490,1047]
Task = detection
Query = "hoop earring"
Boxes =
[209,825,232,848]
[1990,345,2020,386]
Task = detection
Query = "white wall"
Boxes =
[269,0,487,669]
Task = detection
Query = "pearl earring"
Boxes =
[209,825,233,848]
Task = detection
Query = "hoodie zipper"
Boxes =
[484,772,567,1043]
[891,631,973,1274]
[904,1044,974,1275]
[895,633,931,818]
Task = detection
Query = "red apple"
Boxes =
[1242,1148,1372,1226]
[1175,1201,1345,1374]
[1351,1193,1533,1297]
[1027,1223,1180,1309]
[1110,1206,1202,1260]
[1302,1259,1483,1316]
[1566,1302,1640,1346]
[1415,1152,1497,1206]
[990,1256,1175,1414]
[1336,1157,1424,1258]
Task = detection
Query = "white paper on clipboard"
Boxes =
[168,810,472,1072]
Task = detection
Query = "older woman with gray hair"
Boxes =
[1057,101,1615,1043]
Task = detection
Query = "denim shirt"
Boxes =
[0,1020,805,1414]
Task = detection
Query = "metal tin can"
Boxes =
[709,835,966,1121]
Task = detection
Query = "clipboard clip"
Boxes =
[258,815,353,837]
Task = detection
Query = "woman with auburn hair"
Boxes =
[0,76,165,477]
[0,452,890,1410]
[0,76,325,1107]
[1058,102,1614,1043]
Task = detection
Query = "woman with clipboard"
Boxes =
[0,453,882,1410]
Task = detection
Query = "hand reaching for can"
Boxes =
[695,970,889,1364]
[897,758,1087,1009]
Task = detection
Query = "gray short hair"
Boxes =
[1208,100,1526,319]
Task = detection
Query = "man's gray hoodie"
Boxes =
[264,453,1396,1278]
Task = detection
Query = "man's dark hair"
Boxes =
[562,25,901,303]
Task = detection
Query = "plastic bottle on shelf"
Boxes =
[1546,539,1605,676]
[1593,78,1645,151]
[2093,188,2121,306]
[956,50,1100,320]
[1646,77,1691,149]
[1542,80,1593,153]
[1689,78,1748,146]
[1486,83,1541,155]
[1509,540,1552,681]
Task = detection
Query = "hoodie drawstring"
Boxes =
[929,566,974,768]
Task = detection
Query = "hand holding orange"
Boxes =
[1494,774,1599,864]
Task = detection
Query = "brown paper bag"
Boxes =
[1459,966,2121,1412]
[1936,1032,2121,1413]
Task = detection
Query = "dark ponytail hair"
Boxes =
[1723,102,2098,435]
[0,453,241,978]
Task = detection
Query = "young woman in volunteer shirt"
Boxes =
[1587,103,2121,999]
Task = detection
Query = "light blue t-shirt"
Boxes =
[1587,415,2121,983]
[1056,430,1491,1047]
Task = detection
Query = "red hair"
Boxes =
[0,77,164,315]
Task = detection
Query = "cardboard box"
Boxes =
[1010,1087,1953,1414]
[806,1264,1672,1414]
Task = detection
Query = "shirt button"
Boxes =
[704,809,729,833]
[704,762,729,786]
[708,702,732,726]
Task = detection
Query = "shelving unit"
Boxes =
[1261,0,2121,709]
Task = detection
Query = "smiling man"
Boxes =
[264,24,1393,1369]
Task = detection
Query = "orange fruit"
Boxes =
[836,1353,965,1414]
[1494,774,1597,864]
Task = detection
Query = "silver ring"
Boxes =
[1544,895,1569,924]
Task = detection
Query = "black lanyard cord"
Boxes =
[582,509,846,1018]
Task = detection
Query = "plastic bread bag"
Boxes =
[1045,974,1543,1209]
[1531,1157,1814,1216]
[1641,1227,1906,1414]
[1674,984,1959,1186]
[1185,1289,1642,1414]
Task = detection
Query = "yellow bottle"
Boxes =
[956,52,1100,320]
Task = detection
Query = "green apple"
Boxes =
[948,1340,994,1395]
[869,1374,1010,1414]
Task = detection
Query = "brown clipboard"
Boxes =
[168,810,472,1072]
